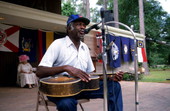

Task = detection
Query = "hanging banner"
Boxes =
[107,34,121,68]
[129,38,135,61]
[38,30,66,62]
[121,36,130,62]
[38,30,47,62]
[46,32,54,49]
[19,28,37,62]
[96,32,103,63]
[0,24,20,52]
[137,40,147,62]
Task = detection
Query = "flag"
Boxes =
[38,30,47,62]
[107,34,121,68]
[0,24,20,52]
[98,38,103,63]
[137,40,147,62]
[19,28,37,62]
[46,32,54,49]
[121,36,130,62]
[96,32,103,63]
[129,38,135,61]
[38,31,66,62]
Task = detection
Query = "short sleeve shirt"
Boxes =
[39,36,95,75]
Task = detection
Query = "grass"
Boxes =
[139,70,170,83]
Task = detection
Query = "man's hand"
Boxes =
[65,65,90,82]
[109,71,124,82]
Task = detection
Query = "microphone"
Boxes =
[84,23,100,34]
[100,8,105,19]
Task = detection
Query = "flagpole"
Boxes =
[105,21,139,111]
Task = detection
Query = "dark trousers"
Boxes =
[47,80,123,111]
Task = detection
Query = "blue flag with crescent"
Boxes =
[121,36,130,62]
[107,34,121,68]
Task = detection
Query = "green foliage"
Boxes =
[90,7,100,22]
[123,73,133,81]
[119,0,139,29]
[61,0,88,19]
[123,73,144,81]
[144,0,167,38]
[61,2,77,16]
[76,1,86,17]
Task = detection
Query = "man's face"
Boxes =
[70,21,87,40]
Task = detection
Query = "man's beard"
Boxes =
[79,29,85,39]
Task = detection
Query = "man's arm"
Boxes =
[109,71,124,82]
[36,66,67,78]
[36,65,90,82]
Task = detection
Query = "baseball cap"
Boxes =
[67,14,90,26]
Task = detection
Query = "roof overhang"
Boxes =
[0,1,67,32]
[0,1,145,39]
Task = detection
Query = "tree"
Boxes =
[114,0,119,28]
[91,7,101,22]
[139,0,150,74]
[83,0,90,19]
[61,1,76,16]
[143,0,170,66]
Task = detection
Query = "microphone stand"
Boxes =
[100,8,109,111]
[105,21,139,111]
